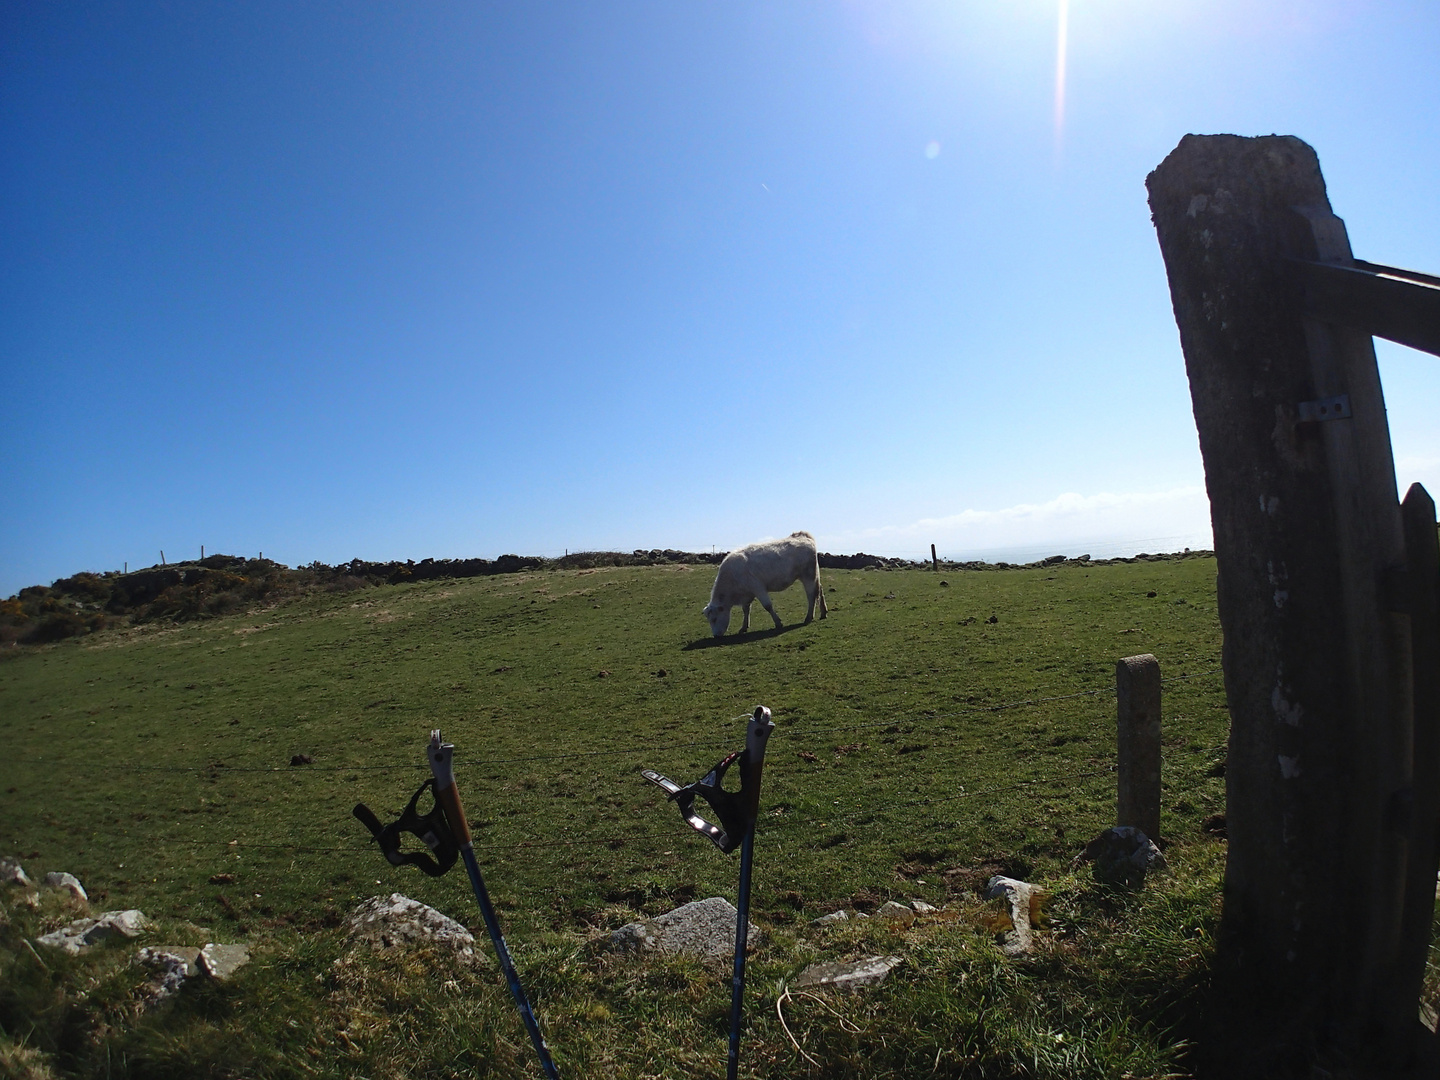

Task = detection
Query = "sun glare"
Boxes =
[1054,0,1069,159]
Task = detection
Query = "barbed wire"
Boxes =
[9,669,1223,776]
[112,739,1228,860]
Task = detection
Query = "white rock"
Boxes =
[1,858,32,888]
[37,910,148,954]
[875,900,915,926]
[984,877,1045,956]
[135,947,195,1005]
[141,945,201,977]
[199,943,251,980]
[607,896,761,959]
[910,900,938,914]
[811,909,850,926]
[347,894,476,961]
[43,872,88,903]
[794,955,903,991]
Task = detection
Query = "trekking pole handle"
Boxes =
[741,706,773,826]
[428,730,473,846]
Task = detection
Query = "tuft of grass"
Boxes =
[0,557,1265,1077]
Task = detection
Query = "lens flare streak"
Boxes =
[1053,0,1069,159]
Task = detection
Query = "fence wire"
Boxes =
[126,736,1228,859]
[15,668,1223,775]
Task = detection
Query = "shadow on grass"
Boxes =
[682,623,805,650]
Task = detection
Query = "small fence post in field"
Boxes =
[1115,654,1161,842]
[1149,134,1434,1072]
[160,550,165,566]
[931,544,939,572]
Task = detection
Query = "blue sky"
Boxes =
[3,1,1438,596]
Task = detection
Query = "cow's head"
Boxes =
[703,602,731,638]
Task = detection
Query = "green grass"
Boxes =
[1,558,1238,1078]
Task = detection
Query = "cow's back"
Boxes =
[751,534,816,590]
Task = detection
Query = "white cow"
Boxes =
[703,531,828,637]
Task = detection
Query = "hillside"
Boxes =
[2,557,1249,1078]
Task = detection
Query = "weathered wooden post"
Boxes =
[1397,484,1440,1034]
[1148,135,1419,1075]
[931,544,939,572]
[1116,654,1162,842]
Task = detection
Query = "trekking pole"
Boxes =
[353,731,560,1080]
[643,706,775,1080]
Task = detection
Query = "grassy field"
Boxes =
[1,557,1240,1078]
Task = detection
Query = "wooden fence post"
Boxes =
[1397,485,1440,1033]
[931,544,939,572]
[1116,654,1161,842]
[1148,135,1416,1074]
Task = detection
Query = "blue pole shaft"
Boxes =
[459,844,560,1080]
[727,827,756,1080]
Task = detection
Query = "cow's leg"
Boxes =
[804,562,828,622]
[741,600,752,633]
[755,587,783,629]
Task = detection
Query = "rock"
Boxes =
[875,900,915,926]
[986,614,998,624]
[939,580,949,587]
[347,894,476,961]
[910,899,938,914]
[811,909,850,926]
[1075,826,1167,888]
[1,858,32,888]
[37,910,148,954]
[199,943,250,980]
[289,754,313,766]
[135,947,195,1006]
[43,872,88,903]
[141,945,201,977]
[984,877,1047,956]
[794,955,903,991]
[606,897,760,959]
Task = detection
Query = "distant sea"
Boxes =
[939,534,1214,565]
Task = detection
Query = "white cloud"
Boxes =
[822,486,1214,561]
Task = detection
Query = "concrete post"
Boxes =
[1116,654,1162,842]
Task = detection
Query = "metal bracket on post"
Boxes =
[1296,395,1352,423]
